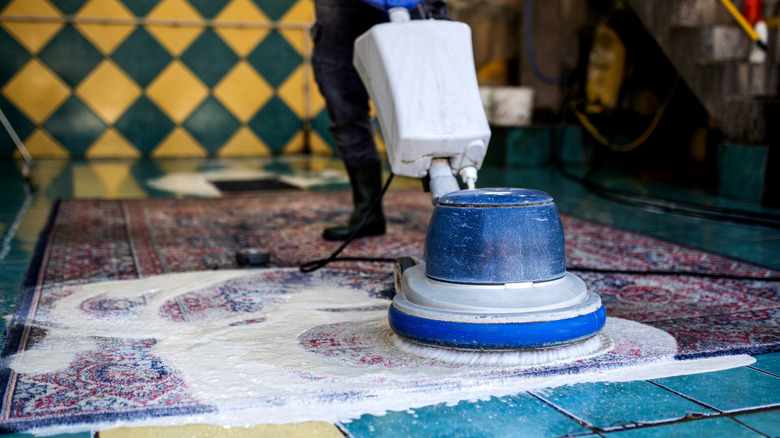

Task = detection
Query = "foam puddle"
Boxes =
[8,269,754,434]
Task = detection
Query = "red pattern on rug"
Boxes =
[34,190,780,358]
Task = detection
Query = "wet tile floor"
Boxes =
[1,157,779,437]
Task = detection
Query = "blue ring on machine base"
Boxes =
[388,304,607,350]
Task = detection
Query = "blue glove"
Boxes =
[361,0,421,13]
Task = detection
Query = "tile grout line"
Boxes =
[531,385,736,437]
[642,378,780,435]
[487,354,780,435]
[333,423,350,437]
[646,379,724,414]
[746,365,780,379]
[727,411,774,438]
[526,391,602,436]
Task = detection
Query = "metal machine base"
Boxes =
[390,263,607,351]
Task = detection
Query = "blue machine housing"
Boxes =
[390,188,608,351]
[389,304,606,350]
[425,189,566,284]
[361,0,421,12]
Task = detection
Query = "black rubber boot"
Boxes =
[323,163,386,241]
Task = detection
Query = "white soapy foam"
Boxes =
[10,269,755,434]
[392,333,612,367]
[10,334,97,375]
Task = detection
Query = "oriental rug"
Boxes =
[1,190,778,433]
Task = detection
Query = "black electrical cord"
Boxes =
[550,127,780,229]
[299,172,397,273]
[297,162,780,281]
[568,267,780,281]
[561,164,780,229]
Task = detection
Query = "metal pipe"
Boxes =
[717,0,768,51]
[0,14,312,30]
[0,108,34,175]
[428,159,460,205]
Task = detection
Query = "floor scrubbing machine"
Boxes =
[354,4,607,353]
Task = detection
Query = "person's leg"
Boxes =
[312,0,387,241]
[410,0,450,19]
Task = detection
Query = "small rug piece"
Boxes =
[211,178,301,193]
[1,189,779,433]
[146,170,348,197]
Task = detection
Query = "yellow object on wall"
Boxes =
[585,24,626,114]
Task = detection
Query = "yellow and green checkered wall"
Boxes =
[0,0,359,158]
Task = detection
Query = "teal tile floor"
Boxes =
[1,157,780,437]
[341,394,592,437]
[531,381,717,431]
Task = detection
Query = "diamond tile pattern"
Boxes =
[214,61,273,122]
[247,30,302,88]
[146,60,208,123]
[183,96,240,153]
[111,27,173,88]
[39,25,103,87]
[251,0,296,20]
[77,60,142,124]
[3,59,71,124]
[213,0,269,56]
[180,28,239,87]
[0,27,30,86]
[1,0,64,54]
[74,0,136,55]
[117,0,159,16]
[249,96,301,153]
[152,127,206,157]
[1,0,330,158]
[43,96,107,156]
[50,0,89,14]
[115,95,175,155]
[187,0,229,18]
[0,0,332,158]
